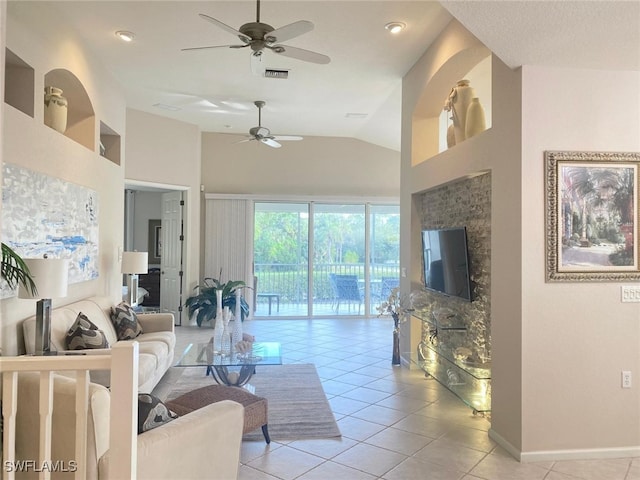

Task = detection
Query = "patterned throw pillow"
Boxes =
[138,394,178,434]
[65,312,110,350]
[110,302,143,340]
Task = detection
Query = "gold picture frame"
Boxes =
[545,150,640,282]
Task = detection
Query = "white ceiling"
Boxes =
[8,1,640,152]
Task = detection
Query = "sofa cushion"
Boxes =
[136,331,176,351]
[65,312,110,350]
[110,302,143,340]
[138,393,178,434]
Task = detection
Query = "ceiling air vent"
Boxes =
[264,69,289,79]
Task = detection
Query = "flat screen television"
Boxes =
[421,227,472,301]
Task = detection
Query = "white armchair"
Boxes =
[14,372,244,479]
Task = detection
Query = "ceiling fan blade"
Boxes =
[199,13,252,43]
[272,135,303,141]
[233,137,254,144]
[270,44,330,64]
[251,52,265,76]
[265,20,314,44]
[261,138,282,148]
[182,44,248,52]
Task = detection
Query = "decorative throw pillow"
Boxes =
[138,393,178,434]
[65,312,110,350]
[110,302,143,340]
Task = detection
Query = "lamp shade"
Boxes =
[122,251,148,274]
[18,258,69,299]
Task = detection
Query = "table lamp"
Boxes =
[18,256,69,355]
[122,251,148,307]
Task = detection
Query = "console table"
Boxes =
[411,311,491,415]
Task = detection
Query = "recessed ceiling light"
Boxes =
[115,31,135,42]
[384,22,406,34]
[346,113,368,119]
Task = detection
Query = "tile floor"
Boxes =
[170,319,639,480]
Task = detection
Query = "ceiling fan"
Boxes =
[182,0,331,72]
[236,101,303,148]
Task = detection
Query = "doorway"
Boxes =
[124,184,186,324]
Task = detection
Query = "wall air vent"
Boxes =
[264,69,289,79]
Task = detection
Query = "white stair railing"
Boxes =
[0,342,139,480]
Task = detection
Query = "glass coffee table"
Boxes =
[175,341,282,392]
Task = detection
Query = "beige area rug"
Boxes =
[165,364,341,441]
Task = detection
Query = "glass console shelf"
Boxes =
[411,312,491,414]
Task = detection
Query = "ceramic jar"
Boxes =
[465,98,486,138]
[447,79,476,144]
[44,86,68,133]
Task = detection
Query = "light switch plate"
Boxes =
[621,286,640,302]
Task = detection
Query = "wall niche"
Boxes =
[4,48,34,117]
[44,68,95,151]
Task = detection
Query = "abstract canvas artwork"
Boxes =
[1,163,99,296]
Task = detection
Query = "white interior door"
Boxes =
[160,191,184,324]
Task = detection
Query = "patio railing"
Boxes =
[254,263,399,309]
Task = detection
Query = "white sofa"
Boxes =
[15,372,244,480]
[22,296,175,393]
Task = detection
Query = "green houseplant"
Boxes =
[1,242,37,295]
[185,272,250,327]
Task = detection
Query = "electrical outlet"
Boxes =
[622,371,632,388]
[621,286,640,302]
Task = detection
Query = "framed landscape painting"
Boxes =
[545,150,640,282]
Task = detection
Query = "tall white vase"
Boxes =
[44,86,68,133]
[449,79,476,144]
[465,98,486,139]
[213,290,224,352]
[231,290,243,350]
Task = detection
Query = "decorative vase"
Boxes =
[212,290,224,352]
[392,328,401,366]
[44,86,68,133]
[231,290,243,352]
[446,118,456,148]
[221,306,231,357]
[465,98,486,139]
[448,79,476,144]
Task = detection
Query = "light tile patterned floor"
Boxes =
[170,319,639,480]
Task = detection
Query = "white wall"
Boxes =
[125,109,201,295]
[201,133,400,197]
[403,17,640,460]
[1,9,127,355]
[402,19,523,451]
[520,66,640,456]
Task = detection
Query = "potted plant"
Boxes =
[1,242,37,295]
[185,270,250,327]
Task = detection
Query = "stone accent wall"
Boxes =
[416,172,491,363]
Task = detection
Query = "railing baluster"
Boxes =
[2,372,18,480]
[74,370,90,480]
[38,371,53,480]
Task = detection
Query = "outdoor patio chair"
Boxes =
[333,274,363,314]
[380,276,400,300]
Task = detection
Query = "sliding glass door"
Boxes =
[313,204,366,316]
[254,203,309,316]
[253,201,398,317]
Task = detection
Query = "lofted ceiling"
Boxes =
[7,1,639,152]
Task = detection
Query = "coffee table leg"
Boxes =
[209,365,256,388]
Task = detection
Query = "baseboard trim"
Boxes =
[489,428,640,463]
[488,428,522,461]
